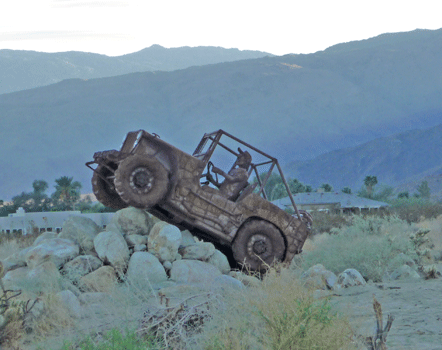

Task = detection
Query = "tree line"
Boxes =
[0,174,433,217]
[255,173,432,203]
[0,176,113,217]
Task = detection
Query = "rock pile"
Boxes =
[1,207,257,320]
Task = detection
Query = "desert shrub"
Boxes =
[301,215,418,282]
[310,211,350,235]
[389,198,442,223]
[194,267,355,350]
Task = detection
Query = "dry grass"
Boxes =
[194,267,356,350]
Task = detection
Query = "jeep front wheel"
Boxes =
[232,220,285,271]
[114,155,169,208]
[92,163,128,210]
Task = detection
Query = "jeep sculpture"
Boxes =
[86,130,311,271]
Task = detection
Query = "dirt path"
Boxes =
[328,279,442,349]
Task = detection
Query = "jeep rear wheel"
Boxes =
[114,155,169,209]
[92,163,128,209]
[232,220,285,271]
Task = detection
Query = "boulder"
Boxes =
[25,238,79,269]
[2,266,29,290]
[301,264,338,290]
[111,207,154,236]
[389,265,421,281]
[27,261,63,293]
[179,242,215,261]
[34,232,57,246]
[78,266,118,292]
[63,255,103,282]
[59,216,101,252]
[170,260,221,284]
[125,234,148,247]
[57,290,82,318]
[180,230,197,248]
[148,222,182,262]
[229,271,261,288]
[126,252,168,289]
[2,246,33,272]
[212,275,244,291]
[94,230,130,273]
[206,250,231,274]
[337,268,366,288]
[134,244,147,252]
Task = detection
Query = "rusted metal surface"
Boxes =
[86,129,312,270]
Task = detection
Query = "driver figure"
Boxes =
[208,148,252,201]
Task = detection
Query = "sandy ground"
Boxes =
[327,278,442,350]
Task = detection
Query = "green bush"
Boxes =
[301,215,418,282]
[310,211,349,235]
[60,328,160,350]
[389,197,442,223]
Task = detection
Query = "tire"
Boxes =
[114,155,169,209]
[92,163,128,209]
[232,220,285,271]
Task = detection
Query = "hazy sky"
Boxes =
[1,0,441,56]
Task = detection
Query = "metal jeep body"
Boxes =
[86,129,311,270]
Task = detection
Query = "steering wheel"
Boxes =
[201,161,219,185]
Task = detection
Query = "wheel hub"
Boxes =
[247,234,270,256]
[130,167,153,193]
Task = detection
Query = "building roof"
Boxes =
[272,192,390,210]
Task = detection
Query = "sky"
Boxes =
[1,0,441,56]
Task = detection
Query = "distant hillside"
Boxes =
[285,124,442,193]
[0,45,273,94]
[1,29,442,200]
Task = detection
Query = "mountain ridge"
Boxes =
[0,45,273,95]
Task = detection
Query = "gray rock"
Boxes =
[212,275,244,291]
[57,290,82,318]
[25,238,80,269]
[179,242,216,261]
[3,246,33,272]
[34,232,58,246]
[111,207,154,236]
[206,250,231,274]
[125,234,148,247]
[94,230,130,273]
[134,244,147,252]
[229,271,261,288]
[126,252,168,290]
[170,259,221,284]
[59,216,101,252]
[63,255,103,281]
[163,260,173,270]
[148,222,182,262]
[180,230,197,248]
[389,265,421,281]
[2,266,29,290]
[78,266,118,292]
[337,268,366,288]
[27,261,63,293]
[301,264,338,290]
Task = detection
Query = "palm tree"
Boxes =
[52,176,82,210]
[364,176,378,198]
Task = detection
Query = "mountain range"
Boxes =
[0,45,272,95]
[1,28,442,200]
